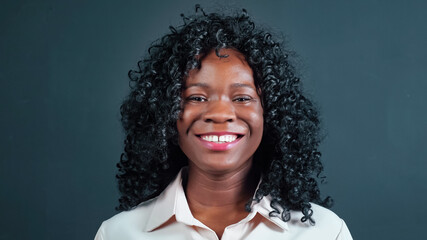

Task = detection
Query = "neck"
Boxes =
[185,160,259,208]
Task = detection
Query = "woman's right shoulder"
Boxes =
[94,198,157,240]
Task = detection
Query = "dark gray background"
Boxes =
[1,0,426,239]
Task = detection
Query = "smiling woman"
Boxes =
[95,5,352,240]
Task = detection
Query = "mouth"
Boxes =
[195,132,244,151]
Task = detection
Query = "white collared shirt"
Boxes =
[95,169,353,240]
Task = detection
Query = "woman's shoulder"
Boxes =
[108,198,157,224]
[94,198,157,239]
[95,170,186,239]
[310,202,342,224]
[286,203,353,239]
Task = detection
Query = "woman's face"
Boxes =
[177,49,264,173]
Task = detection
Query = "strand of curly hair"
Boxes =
[117,5,332,224]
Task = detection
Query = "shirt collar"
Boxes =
[143,168,288,232]
[251,194,289,231]
[144,168,199,232]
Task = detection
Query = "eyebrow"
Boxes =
[185,82,255,90]
[230,83,256,90]
[185,83,209,89]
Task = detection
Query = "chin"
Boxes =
[192,155,252,174]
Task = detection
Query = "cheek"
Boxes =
[176,105,201,137]
[237,105,263,146]
[176,116,190,155]
[251,112,264,150]
[176,111,189,147]
[248,105,264,134]
[252,109,264,126]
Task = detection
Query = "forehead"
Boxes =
[185,49,254,86]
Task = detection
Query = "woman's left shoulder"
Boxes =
[287,203,353,240]
[310,203,343,224]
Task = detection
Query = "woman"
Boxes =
[95,6,352,240]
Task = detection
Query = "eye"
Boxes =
[233,96,253,102]
[186,95,208,102]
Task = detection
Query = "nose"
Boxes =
[202,100,236,123]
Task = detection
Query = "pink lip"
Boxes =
[196,132,244,151]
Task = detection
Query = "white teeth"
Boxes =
[201,135,238,143]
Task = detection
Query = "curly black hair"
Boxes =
[117,5,332,224]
